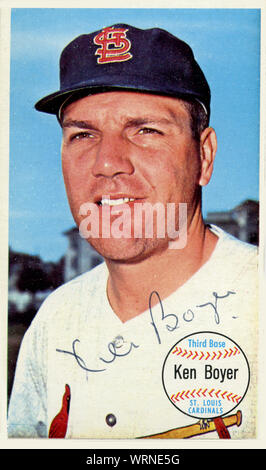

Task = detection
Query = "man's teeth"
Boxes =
[100,198,135,206]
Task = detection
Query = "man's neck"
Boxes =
[105,217,218,323]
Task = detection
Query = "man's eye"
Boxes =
[138,127,163,135]
[70,132,94,141]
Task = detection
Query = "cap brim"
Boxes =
[35,76,210,116]
[35,87,87,115]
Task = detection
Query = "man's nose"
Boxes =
[91,133,135,178]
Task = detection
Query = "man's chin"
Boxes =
[86,236,166,264]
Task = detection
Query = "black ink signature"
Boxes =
[56,338,139,375]
[148,290,236,344]
[197,291,236,324]
[99,340,139,364]
[149,290,179,344]
[56,339,106,373]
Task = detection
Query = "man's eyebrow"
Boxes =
[124,117,173,128]
[62,119,99,130]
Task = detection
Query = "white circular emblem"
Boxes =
[162,331,250,419]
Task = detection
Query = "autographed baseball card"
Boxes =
[1,0,266,455]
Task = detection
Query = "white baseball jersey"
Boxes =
[7,225,258,439]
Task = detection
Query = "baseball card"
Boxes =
[1,0,265,459]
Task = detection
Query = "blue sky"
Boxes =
[9,8,261,262]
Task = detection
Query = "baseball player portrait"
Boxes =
[7,11,260,440]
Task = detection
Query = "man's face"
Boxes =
[61,91,204,262]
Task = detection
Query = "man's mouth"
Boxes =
[97,197,136,207]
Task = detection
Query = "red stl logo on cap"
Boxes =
[93,26,133,64]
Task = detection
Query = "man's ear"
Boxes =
[199,127,217,187]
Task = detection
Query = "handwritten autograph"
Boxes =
[56,338,139,374]
[197,291,236,325]
[56,290,236,376]
[149,290,235,344]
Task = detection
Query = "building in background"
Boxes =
[205,199,259,246]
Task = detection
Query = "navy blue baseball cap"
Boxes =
[35,24,211,119]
